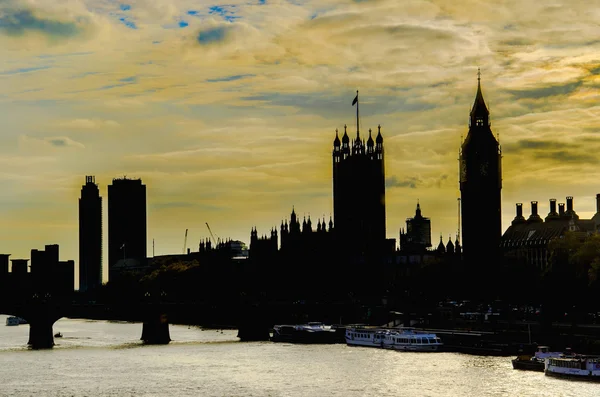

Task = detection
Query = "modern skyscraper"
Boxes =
[459,71,502,265]
[79,176,102,292]
[332,92,386,255]
[108,177,147,281]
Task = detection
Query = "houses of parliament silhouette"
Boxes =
[10,71,600,301]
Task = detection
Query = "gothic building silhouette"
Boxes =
[250,92,388,260]
[459,72,502,265]
[399,202,432,253]
[333,122,386,254]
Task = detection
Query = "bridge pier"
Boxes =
[141,313,171,345]
[27,317,56,349]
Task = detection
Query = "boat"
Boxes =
[5,316,26,326]
[271,322,342,344]
[345,326,443,352]
[54,332,62,338]
[545,355,600,381]
[512,346,563,372]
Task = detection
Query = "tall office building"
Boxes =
[79,175,102,292]
[108,177,147,281]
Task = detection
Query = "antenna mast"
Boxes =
[457,198,461,244]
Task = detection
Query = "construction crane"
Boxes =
[206,222,218,245]
[183,228,188,254]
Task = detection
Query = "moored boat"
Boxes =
[345,326,443,352]
[512,346,564,372]
[271,322,342,344]
[545,355,600,381]
[5,316,26,326]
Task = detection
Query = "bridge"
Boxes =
[0,290,369,349]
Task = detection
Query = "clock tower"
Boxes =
[459,70,502,270]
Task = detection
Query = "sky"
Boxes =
[2,0,600,285]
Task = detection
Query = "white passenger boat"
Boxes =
[545,355,600,381]
[345,327,443,352]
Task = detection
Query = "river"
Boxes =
[0,315,596,396]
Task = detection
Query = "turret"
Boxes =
[454,235,461,254]
[341,124,350,160]
[290,206,297,225]
[415,201,422,219]
[437,235,445,254]
[328,216,334,232]
[446,235,454,253]
[366,128,374,154]
[333,128,341,164]
[375,125,383,158]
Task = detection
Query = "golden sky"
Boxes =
[1,0,600,284]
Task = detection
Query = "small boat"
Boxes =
[512,346,563,372]
[5,316,25,326]
[345,326,443,352]
[545,355,600,381]
[271,322,342,344]
[54,332,62,338]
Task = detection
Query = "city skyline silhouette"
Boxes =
[2,1,600,287]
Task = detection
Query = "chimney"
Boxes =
[558,203,565,216]
[512,203,526,225]
[566,196,574,212]
[546,198,560,222]
[549,199,557,215]
[528,201,542,223]
[597,194,600,213]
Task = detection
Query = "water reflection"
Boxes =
[0,315,597,396]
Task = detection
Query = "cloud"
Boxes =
[0,65,51,75]
[506,81,583,100]
[60,118,120,129]
[504,139,575,152]
[197,25,230,45]
[206,74,255,83]
[386,176,420,189]
[534,150,597,164]
[20,135,85,149]
[0,2,100,42]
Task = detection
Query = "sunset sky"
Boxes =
[2,0,600,285]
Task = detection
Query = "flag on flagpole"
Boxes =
[352,93,358,106]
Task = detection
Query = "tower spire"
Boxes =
[470,68,489,127]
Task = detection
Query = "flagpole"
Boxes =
[356,90,359,136]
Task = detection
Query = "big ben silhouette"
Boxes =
[459,70,502,275]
